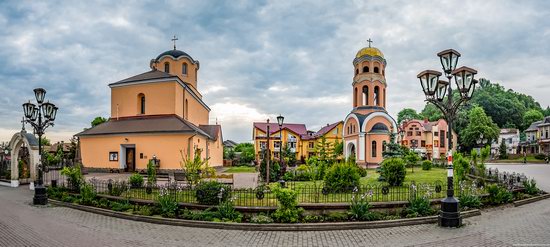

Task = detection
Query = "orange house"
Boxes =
[76,47,223,172]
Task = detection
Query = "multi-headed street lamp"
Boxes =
[417,49,477,227]
[22,88,58,205]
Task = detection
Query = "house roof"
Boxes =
[75,115,213,139]
[49,142,71,152]
[500,128,519,135]
[311,121,343,138]
[526,120,542,132]
[199,125,222,141]
[223,140,238,148]
[253,122,308,136]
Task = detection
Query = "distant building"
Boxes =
[399,119,457,160]
[223,140,238,149]
[491,128,520,156]
[520,116,550,154]
[252,121,343,163]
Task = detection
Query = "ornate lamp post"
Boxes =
[22,88,58,205]
[417,49,477,227]
[276,115,285,187]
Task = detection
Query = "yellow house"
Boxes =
[76,46,223,172]
[252,121,343,164]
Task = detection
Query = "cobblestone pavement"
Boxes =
[1,187,550,247]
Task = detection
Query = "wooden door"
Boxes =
[126,148,135,172]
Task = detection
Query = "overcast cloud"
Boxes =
[0,0,549,143]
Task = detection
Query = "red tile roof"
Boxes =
[253,122,308,136]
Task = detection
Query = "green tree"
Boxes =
[281,143,297,166]
[234,143,255,164]
[332,140,343,161]
[498,139,508,159]
[523,109,544,129]
[315,136,334,163]
[397,108,423,124]
[91,116,107,127]
[420,103,444,121]
[40,136,51,146]
[405,150,420,173]
[460,106,500,150]
[383,132,404,158]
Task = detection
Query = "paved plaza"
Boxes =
[0,164,549,247]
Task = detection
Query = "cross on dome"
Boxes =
[171,35,179,50]
[367,38,373,48]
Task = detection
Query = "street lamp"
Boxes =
[22,88,58,205]
[417,49,477,227]
[276,115,285,186]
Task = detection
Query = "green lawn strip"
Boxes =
[224,166,257,173]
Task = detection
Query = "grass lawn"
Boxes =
[224,166,257,173]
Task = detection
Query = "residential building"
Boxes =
[491,128,520,156]
[343,43,398,167]
[76,45,223,172]
[520,116,550,154]
[252,121,343,164]
[399,119,457,160]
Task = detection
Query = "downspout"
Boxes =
[187,132,197,159]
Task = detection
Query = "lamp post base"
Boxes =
[33,184,48,205]
[438,196,461,227]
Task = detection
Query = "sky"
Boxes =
[0,0,549,144]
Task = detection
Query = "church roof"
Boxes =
[75,115,215,140]
[369,123,389,133]
[155,49,198,64]
[109,70,177,86]
[356,47,384,59]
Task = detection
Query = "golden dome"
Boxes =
[356,47,384,59]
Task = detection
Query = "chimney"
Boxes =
[424,118,429,123]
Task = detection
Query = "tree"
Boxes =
[40,136,51,146]
[397,108,422,124]
[523,109,544,129]
[499,139,508,159]
[332,140,343,161]
[281,143,297,166]
[544,106,550,116]
[383,132,404,158]
[315,136,334,163]
[405,150,420,173]
[420,103,444,122]
[460,106,500,151]
[234,143,254,165]
[91,116,107,127]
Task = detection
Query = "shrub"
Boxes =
[146,160,157,185]
[453,153,470,181]
[110,201,132,212]
[61,194,76,203]
[324,212,349,222]
[380,158,406,186]
[250,214,274,224]
[323,162,361,192]
[282,171,295,181]
[523,179,539,195]
[195,181,231,205]
[61,165,83,191]
[79,182,96,206]
[349,193,376,221]
[108,180,128,196]
[180,208,219,221]
[98,198,110,209]
[259,157,281,182]
[458,194,481,210]
[534,154,546,160]
[302,215,325,223]
[217,201,242,222]
[135,205,154,216]
[271,184,303,223]
[403,196,434,217]
[357,166,368,177]
[486,184,513,205]
[421,160,432,171]
[129,173,144,188]
[156,187,178,217]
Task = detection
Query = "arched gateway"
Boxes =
[4,130,40,188]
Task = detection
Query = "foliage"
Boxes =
[486,184,513,205]
[333,140,344,160]
[110,200,132,212]
[460,106,500,149]
[61,165,83,190]
[405,151,420,169]
[129,173,144,188]
[43,147,63,167]
[534,154,547,160]
[349,191,376,221]
[18,160,29,178]
[234,143,255,164]
[195,181,231,205]
[281,143,297,166]
[499,140,509,159]
[40,136,51,146]
[108,180,128,196]
[217,200,242,222]
[223,146,236,160]
[315,136,334,163]
[380,158,406,186]
[523,179,539,195]
[421,160,432,171]
[458,194,481,210]
[323,162,361,192]
[480,146,490,164]
[324,212,349,222]
[523,109,544,130]
[180,208,219,221]
[453,152,470,181]
[180,148,210,187]
[79,182,96,206]
[403,196,434,218]
[382,133,405,158]
[91,116,107,127]
[135,205,154,216]
[270,184,303,223]
[146,160,156,185]
[97,198,111,209]
[249,214,274,224]
[420,103,444,122]
[259,153,281,182]
[156,187,178,217]
[397,108,423,124]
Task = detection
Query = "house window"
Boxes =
[260,141,267,150]
[274,141,281,149]
[440,130,445,148]
[372,141,377,157]
[333,128,338,134]
[363,66,369,73]
[407,131,413,136]
[309,142,314,148]
[434,131,438,136]
[416,131,421,136]
[421,140,426,147]
[138,93,145,114]
[164,62,170,73]
[434,140,439,147]
[182,63,188,75]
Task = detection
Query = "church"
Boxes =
[343,42,397,167]
[76,41,223,172]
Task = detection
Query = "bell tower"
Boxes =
[351,39,387,115]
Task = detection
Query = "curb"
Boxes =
[49,200,480,231]
[513,193,550,207]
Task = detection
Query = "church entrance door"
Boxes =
[125,148,135,172]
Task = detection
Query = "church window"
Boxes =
[372,141,377,157]
[362,86,369,106]
[374,86,380,106]
[354,88,358,107]
[382,70,385,76]
[164,62,170,73]
[355,69,359,75]
[374,67,379,73]
[362,66,369,73]
[138,93,145,114]
[383,89,386,107]
[182,63,188,75]
[382,141,387,152]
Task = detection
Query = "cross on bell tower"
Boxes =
[367,38,373,48]
[171,35,179,50]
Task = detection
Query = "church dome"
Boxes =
[156,49,195,61]
[356,47,384,59]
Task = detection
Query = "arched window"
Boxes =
[362,86,369,106]
[372,141,377,157]
[355,69,359,75]
[374,86,379,106]
[164,62,170,73]
[374,67,379,73]
[138,93,145,114]
[185,99,189,120]
[182,63,188,75]
[383,88,386,107]
[383,141,387,152]
[354,87,358,107]
[362,66,369,73]
[382,70,385,76]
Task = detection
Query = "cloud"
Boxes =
[0,0,549,143]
